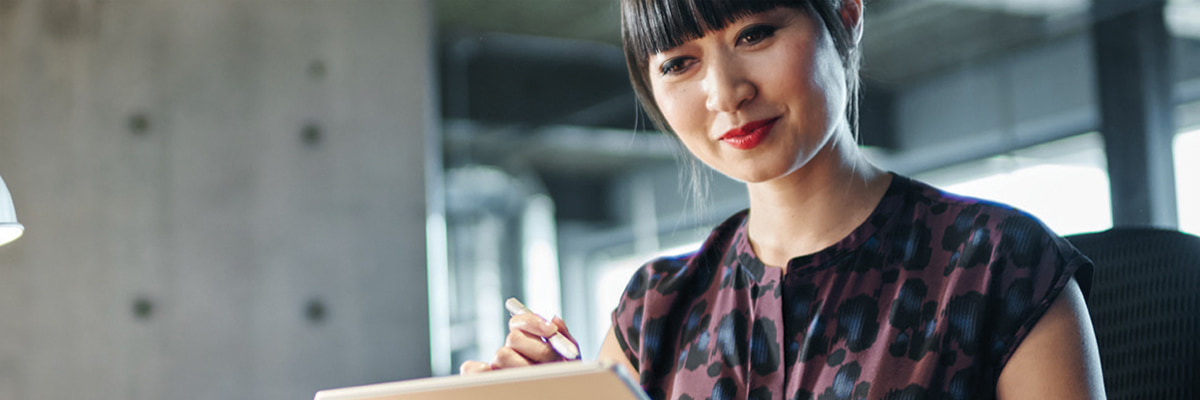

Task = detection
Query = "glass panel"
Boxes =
[916,133,1112,235]
[1176,129,1200,235]
[589,241,700,349]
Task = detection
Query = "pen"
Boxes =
[504,297,581,360]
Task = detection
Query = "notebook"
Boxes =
[313,361,648,400]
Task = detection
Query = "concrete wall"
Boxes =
[0,1,436,399]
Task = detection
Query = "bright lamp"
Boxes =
[0,174,23,247]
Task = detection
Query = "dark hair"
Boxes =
[620,0,862,136]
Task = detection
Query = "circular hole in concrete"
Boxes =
[305,298,327,324]
[308,59,326,80]
[133,297,154,320]
[301,123,322,146]
[129,113,150,136]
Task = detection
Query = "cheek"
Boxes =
[768,38,823,100]
[809,38,848,117]
[653,85,718,159]
[760,36,845,133]
[653,84,705,133]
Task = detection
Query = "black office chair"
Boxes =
[1066,228,1200,399]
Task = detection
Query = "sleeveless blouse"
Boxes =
[611,175,1092,400]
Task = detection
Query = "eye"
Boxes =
[659,57,695,76]
[736,24,776,46]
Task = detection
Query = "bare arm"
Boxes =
[996,278,1105,399]
[598,325,641,383]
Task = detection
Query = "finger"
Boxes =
[508,313,558,337]
[459,360,493,375]
[491,346,535,369]
[550,316,578,344]
[505,328,562,363]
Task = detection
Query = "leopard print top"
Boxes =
[611,175,1091,400]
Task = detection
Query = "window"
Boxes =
[916,133,1113,235]
[1176,128,1200,235]
[585,241,699,357]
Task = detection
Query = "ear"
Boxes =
[840,0,863,45]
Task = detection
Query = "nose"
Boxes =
[703,55,756,113]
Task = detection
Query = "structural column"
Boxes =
[1092,0,1178,228]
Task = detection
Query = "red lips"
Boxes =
[719,117,779,150]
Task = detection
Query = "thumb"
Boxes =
[459,360,493,375]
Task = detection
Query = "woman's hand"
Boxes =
[459,314,578,374]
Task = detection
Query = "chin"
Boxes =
[723,161,797,184]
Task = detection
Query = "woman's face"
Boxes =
[647,6,848,184]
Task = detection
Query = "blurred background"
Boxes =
[0,0,1197,398]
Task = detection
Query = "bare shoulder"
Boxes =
[997,278,1106,399]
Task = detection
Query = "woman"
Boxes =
[462,0,1106,399]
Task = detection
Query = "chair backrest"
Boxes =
[1066,228,1200,399]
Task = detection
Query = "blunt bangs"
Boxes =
[623,0,805,58]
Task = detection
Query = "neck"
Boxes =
[745,132,891,268]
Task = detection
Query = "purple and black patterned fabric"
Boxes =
[611,175,1091,400]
